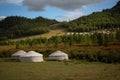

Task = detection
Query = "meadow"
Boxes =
[0,60,120,80]
[12,28,66,41]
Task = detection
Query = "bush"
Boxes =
[69,50,120,63]
[0,50,15,58]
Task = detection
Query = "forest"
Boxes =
[67,1,120,32]
[0,16,58,40]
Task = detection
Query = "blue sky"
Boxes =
[0,0,119,21]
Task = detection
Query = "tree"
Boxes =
[116,30,120,41]
[97,33,105,46]
[104,34,110,47]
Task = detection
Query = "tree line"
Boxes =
[0,29,119,47]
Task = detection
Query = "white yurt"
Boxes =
[20,51,43,62]
[48,50,69,61]
[11,50,27,60]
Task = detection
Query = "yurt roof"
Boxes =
[22,51,43,57]
[12,50,26,56]
[49,50,68,56]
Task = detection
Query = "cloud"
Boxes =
[22,0,106,11]
[0,0,23,5]
[0,16,6,21]
[60,11,85,21]
[0,16,6,18]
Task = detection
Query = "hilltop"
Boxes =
[109,1,120,13]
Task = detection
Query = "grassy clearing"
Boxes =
[12,29,66,41]
[0,60,119,80]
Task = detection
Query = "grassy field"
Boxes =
[12,29,66,41]
[0,60,119,80]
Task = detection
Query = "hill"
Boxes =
[109,1,120,14]
[0,16,58,40]
[67,1,120,32]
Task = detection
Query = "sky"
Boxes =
[0,0,119,21]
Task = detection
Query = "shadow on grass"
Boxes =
[0,58,20,62]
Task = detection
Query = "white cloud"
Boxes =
[60,11,85,21]
[22,0,107,11]
[7,0,23,4]
[0,16,6,18]
[0,16,6,21]
[0,0,23,5]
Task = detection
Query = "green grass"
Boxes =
[12,29,66,41]
[0,60,119,80]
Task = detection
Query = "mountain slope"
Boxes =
[0,16,58,40]
[109,1,120,13]
[67,1,120,32]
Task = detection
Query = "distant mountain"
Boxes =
[67,1,120,32]
[0,16,58,40]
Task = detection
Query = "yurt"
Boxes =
[20,51,43,62]
[48,50,69,61]
[11,50,27,60]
